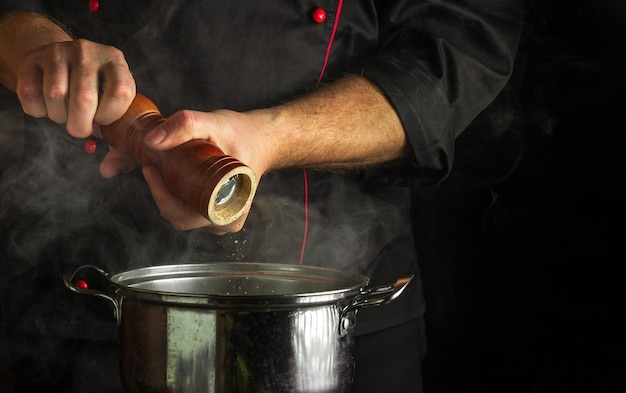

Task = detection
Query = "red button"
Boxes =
[74,279,89,290]
[88,0,100,13]
[84,139,97,154]
[312,8,326,23]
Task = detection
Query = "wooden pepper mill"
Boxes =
[100,94,257,226]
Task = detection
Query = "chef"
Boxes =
[0,0,524,391]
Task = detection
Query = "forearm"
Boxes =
[259,74,408,171]
[0,11,71,91]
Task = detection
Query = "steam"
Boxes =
[0,8,412,364]
[0,90,400,279]
[247,170,413,275]
[0,1,533,301]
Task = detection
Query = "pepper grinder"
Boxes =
[100,94,257,227]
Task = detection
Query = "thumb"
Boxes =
[144,110,204,150]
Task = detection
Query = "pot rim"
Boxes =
[109,262,370,307]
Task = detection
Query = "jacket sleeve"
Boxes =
[360,0,524,186]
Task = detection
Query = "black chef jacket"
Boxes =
[0,0,523,391]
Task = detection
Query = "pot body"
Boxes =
[119,298,356,393]
[65,263,412,393]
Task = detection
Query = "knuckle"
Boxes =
[106,46,128,63]
[71,87,98,110]
[44,82,68,102]
[71,38,90,54]
[16,84,40,104]
[176,109,198,130]
[49,42,69,61]
[108,79,136,102]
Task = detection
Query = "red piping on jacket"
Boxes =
[300,0,345,265]
[316,0,344,86]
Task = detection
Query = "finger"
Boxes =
[66,56,99,138]
[15,64,47,118]
[41,60,70,124]
[145,110,206,149]
[94,59,136,126]
[99,149,137,178]
[142,166,212,231]
[66,74,98,137]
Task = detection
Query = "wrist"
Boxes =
[244,106,290,172]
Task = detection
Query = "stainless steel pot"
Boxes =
[64,262,412,393]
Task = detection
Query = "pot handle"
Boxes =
[338,275,414,336]
[63,265,121,325]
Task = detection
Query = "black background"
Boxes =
[1,1,625,392]
[417,1,626,391]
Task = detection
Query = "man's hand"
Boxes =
[101,107,276,234]
[0,12,136,137]
[99,75,407,233]
[16,39,135,137]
